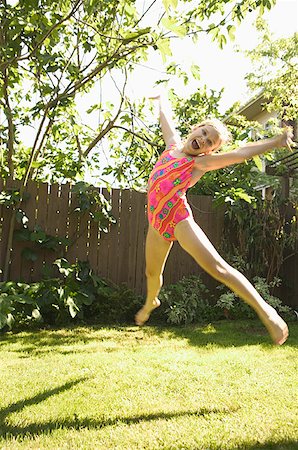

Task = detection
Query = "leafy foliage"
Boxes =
[15,226,70,261]
[0,258,142,331]
[158,275,221,325]
[0,0,277,183]
[71,181,116,232]
[5,180,115,267]
[216,276,295,321]
[219,195,298,282]
[245,21,298,121]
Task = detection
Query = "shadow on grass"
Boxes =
[238,442,298,450]
[0,380,297,449]
[0,321,297,356]
[0,327,99,350]
[150,320,298,349]
[0,379,234,439]
[0,384,297,450]
[0,377,88,418]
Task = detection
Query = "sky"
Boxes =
[128,0,298,112]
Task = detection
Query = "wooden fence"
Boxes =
[0,179,225,295]
[1,179,297,308]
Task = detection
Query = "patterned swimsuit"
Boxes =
[147,145,195,241]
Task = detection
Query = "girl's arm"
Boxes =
[150,93,181,148]
[195,129,294,172]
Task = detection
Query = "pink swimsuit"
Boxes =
[147,145,195,241]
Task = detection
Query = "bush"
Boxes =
[0,259,143,331]
[216,276,295,321]
[158,275,220,325]
[84,279,143,324]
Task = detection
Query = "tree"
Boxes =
[0,0,277,281]
[0,0,278,184]
[245,20,298,121]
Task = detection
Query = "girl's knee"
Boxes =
[145,266,162,280]
[209,260,234,282]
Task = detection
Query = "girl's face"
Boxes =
[184,125,221,156]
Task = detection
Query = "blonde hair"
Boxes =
[190,118,232,150]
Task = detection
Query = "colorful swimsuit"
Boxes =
[147,145,195,241]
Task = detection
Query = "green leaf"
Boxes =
[218,34,227,49]
[236,191,253,203]
[30,160,44,169]
[156,38,172,63]
[6,313,15,330]
[124,3,138,17]
[14,228,31,241]
[253,155,263,171]
[227,25,236,41]
[21,248,38,262]
[161,17,187,37]
[32,308,42,320]
[0,313,8,329]
[16,209,29,226]
[66,296,80,318]
[122,27,151,43]
[30,229,46,243]
[190,64,200,81]
[162,0,178,12]
[54,258,74,277]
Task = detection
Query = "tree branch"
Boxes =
[0,0,83,70]
[113,125,161,149]
[2,69,14,177]
[46,43,148,109]
[83,72,128,158]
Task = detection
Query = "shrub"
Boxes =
[85,280,143,324]
[0,259,143,331]
[216,276,295,321]
[158,275,220,325]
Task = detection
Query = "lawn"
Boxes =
[0,321,297,450]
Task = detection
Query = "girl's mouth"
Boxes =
[191,139,200,150]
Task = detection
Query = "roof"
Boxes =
[236,93,266,120]
[266,149,298,177]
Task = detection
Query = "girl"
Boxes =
[135,93,293,345]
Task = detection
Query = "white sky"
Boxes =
[128,0,298,112]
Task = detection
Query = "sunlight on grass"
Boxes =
[1,321,297,449]
[201,323,217,334]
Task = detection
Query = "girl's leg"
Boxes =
[174,218,288,345]
[135,224,173,326]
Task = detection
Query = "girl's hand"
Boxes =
[148,94,161,100]
[276,127,294,150]
[148,87,166,101]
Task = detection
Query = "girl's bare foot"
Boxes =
[135,298,161,326]
[261,308,289,345]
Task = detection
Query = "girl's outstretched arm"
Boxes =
[195,128,294,172]
[150,93,181,148]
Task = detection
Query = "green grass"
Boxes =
[0,321,297,450]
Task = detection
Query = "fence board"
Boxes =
[0,177,7,271]
[118,189,132,285]
[20,180,39,281]
[102,188,115,281]
[6,179,22,280]
[87,217,100,275]
[65,187,80,264]
[103,188,120,283]
[133,191,147,294]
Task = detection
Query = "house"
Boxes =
[236,93,298,200]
